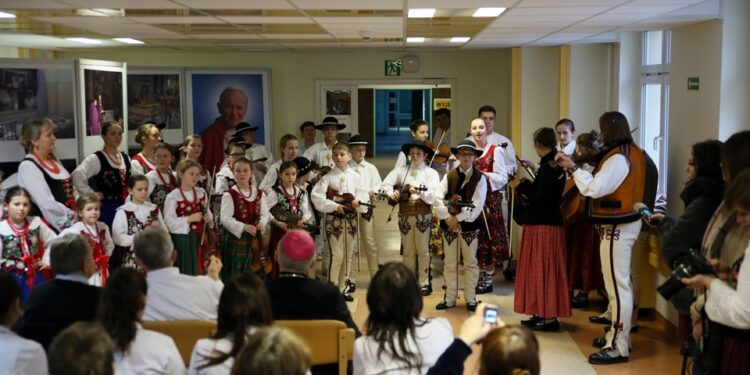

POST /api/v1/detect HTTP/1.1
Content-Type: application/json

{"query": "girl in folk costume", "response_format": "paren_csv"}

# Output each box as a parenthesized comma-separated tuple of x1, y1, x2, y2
(380, 140, 441, 297)
(509, 127, 570, 332)
(180, 135, 212, 191)
(111, 175, 164, 270)
(72, 121, 131, 228)
(58, 193, 114, 286)
(146, 143, 177, 212)
(214, 138, 248, 195)
(164, 160, 213, 276)
(469, 118, 509, 294)
(0, 187, 56, 300)
(259, 134, 300, 194)
(267, 161, 312, 276)
(220, 157, 270, 279)
(17, 118, 76, 233)
(130, 122, 162, 175)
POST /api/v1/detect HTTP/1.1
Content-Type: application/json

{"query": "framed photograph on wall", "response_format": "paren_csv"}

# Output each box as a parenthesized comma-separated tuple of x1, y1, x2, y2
(0, 59, 78, 170)
(185, 69, 272, 149)
(127, 68, 185, 151)
(76, 59, 127, 158)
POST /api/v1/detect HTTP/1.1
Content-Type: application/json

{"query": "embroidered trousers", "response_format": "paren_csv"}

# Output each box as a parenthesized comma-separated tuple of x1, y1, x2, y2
(356, 211, 379, 277)
(443, 228, 479, 305)
(325, 212, 358, 289)
(398, 213, 432, 287)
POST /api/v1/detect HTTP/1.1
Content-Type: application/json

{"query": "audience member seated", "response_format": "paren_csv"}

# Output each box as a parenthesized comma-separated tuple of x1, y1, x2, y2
(99, 268, 185, 374)
(266, 230, 360, 375)
(189, 273, 273, 375)
(230, 327, 311, 375)
(133, 226, 223, 321)
(353, 262, 453, 375)
(48, 322, 115, 375)
(15, 234, 101, 349)
(0, 271, 48, 375)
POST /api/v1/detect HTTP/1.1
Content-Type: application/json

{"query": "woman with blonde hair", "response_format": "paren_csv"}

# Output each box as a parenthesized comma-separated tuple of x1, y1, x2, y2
(130, 121, 162, 175)
(230, 327, 311, 375)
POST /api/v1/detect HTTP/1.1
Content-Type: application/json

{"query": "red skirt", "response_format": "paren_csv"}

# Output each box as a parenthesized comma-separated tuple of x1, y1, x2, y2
(514, 225, 571, 318)
(565, 219, 604, 292)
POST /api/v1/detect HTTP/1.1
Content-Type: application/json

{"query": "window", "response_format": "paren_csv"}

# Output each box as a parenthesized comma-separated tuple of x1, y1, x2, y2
(640, 30, 671, 195)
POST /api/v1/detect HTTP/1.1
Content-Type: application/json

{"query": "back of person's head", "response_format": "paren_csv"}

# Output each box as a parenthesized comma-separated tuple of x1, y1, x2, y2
(692, 140, 723, 179)
(576, 130, 602, 152)
(409, 119, 428, 132)
(277, 230, 315, 273)
(725, 169, 750, 212)
(231, 327, 311, 375)
(365, 262, 424, 372)
(0, 271, 21, 326)
(48, 322, 115, 375)
(98, 268, 147, 353)
(478, 105, 496, 116)
(133, 225, 173, 270)
(721, 130, 750, 182)
(480, 326, 540, 375)
(202, 273, 273, 369)
(532, 127, 557, 150)
(598, 111, 633, 147)
(50, 234, 91, 275)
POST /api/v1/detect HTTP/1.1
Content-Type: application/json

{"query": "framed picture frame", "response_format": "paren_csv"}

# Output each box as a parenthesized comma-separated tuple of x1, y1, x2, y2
(127, 68, 186, 152)
(76, 59, 128, 158)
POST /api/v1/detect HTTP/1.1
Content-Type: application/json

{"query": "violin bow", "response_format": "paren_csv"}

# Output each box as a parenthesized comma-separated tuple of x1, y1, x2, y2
(428, 129, 448, 167)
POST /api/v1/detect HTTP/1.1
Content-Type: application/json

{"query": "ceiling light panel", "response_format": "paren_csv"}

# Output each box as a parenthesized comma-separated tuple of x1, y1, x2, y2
(408, 9, 436, 18)
(291, 0, 402, 10)
(473, 8, 506, 17)
(406, 37, 425, 42)
(113, 37, 144, 44)
(176, 0, 295, 9)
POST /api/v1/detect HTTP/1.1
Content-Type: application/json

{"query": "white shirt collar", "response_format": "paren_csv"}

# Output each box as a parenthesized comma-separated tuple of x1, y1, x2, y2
(56, 273, 91, 284)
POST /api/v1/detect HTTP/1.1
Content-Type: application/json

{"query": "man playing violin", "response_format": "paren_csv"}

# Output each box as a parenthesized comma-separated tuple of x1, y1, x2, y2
(311, 143, 368, 301)
(380, 140, 441, 296)
(434, 140, 488, 312)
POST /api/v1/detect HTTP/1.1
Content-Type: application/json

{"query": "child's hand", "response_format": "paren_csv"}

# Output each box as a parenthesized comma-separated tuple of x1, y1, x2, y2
(207, 255, 222, 281)
(244, 224, 258, 236)
(390, 191, 400, 201)
(335, 205, 345, 214)
(276, 221, 289, 232)
(187, 212, 203, 222)
(351, 199, 360, 209)
(296, 219, 305, 229)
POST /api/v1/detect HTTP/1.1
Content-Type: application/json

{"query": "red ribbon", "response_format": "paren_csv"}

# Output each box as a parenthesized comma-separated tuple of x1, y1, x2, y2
(20, 254, 37, 291)
(95, 254, 110, 284)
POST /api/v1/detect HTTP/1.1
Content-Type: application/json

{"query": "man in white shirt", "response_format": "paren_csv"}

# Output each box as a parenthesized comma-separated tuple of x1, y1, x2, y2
(0, 271, 48, 375)
(134, 225, 223, 321)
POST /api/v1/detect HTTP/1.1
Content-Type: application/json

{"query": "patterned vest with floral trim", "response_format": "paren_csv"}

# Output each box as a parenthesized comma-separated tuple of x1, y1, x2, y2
(272, 185, 301, 218)
(473, 144, 496, 173)
(0, 226, 44, 272)
(150, 172, 176, 209)
(124, 208, 160, 235)
(93, 151, 131, 203)
(229, 188, 262, 225)
(175, 192, 206, 233)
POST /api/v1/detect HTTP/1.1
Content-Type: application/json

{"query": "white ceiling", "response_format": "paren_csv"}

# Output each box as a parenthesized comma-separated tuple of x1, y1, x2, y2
(0, 0, 721, 51)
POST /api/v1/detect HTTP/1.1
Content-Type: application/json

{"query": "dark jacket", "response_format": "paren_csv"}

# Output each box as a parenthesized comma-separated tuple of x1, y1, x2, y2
(515, 150, 566, 226)
(14, 278, 101, 349)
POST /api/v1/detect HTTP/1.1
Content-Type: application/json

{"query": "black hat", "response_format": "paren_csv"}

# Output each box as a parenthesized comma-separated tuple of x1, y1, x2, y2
(293, 156, 314, 177)
(450, 140, 482, 157)
(227, 135, 250, 150)
(348, 134, 368, 146)
(315, 116, 345, 130)
(401, 140, 434, 157)
(234, 122, 259, 135)
(141, 119, 167, 130)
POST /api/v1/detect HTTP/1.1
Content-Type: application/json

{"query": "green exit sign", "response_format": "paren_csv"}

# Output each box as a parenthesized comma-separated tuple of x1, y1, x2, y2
(688, 77, 699, 90)
(385, 59, 401, 76)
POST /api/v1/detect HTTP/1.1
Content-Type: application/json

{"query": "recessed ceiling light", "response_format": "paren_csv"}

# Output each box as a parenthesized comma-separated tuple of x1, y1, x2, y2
(406, 37, 425, 43)
(473, 7, 507, 17)
(0, 11, 16, 18)
(114, 38, 144, 44)
(450, 37, 470, 43)
(408, 9, 436, 18)
(66, 37, 102, 44)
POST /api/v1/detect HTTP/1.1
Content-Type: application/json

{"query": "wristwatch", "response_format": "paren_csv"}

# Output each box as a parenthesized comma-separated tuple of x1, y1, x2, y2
(567, 165, 579, 174)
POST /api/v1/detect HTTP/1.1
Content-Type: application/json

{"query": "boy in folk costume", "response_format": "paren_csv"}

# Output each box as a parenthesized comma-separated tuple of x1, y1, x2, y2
(347, 135, 382, 277)
(220, 157, 271, 279)
(146, 143, 176, 212)
(303, 116, 343, 169)
(434, 140, 487, 312)
(380, 140, 441, 296)
(311, 143, 368, 300)
(234, 122, 275, 185)
(111, 175, 164, 271)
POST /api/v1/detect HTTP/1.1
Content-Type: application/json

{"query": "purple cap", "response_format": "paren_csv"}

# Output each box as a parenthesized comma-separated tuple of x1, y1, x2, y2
(279, 230, 315, 261)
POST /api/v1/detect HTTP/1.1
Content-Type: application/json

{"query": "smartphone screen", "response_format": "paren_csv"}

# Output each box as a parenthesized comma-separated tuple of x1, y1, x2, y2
(484, 307, 498, 324)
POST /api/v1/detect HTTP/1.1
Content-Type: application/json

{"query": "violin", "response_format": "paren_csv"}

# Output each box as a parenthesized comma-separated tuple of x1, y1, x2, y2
(378, 184, 428, 206)
(425, 141, 452, 165)
(269, 205, 320, 233)
(307, 166, 333, 186)
(442, 194, 476, 216)
(326, 187, 376, 212)
(250, 225, 272, 277)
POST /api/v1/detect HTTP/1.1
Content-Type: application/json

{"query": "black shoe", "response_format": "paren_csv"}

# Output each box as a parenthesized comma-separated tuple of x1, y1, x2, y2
(521, 316, 542, 327)
(588, 316, 612, 325)
(604, 325, 639, 333)
(466, 301, 479, 312)
(419, 285, 432, 296)
(588, 349, 629, 365)
(475, 283, 493, 294)
(570, 293, 590, 308)
(342, 282, 356, 294)
(592, 337, 607, 348)
(503, 262, 516, 281)
(435, 301, 455, 310)
(530, 319, 560, 332)
(342, 293, 354, 302)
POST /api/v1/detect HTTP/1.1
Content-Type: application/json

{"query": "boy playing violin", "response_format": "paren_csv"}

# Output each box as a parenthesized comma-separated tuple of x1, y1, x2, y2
(311, 143, 368, 301)
(434, 140, 487, 312)
(348, 135, 382, 278)
(380, 140, 440, 296)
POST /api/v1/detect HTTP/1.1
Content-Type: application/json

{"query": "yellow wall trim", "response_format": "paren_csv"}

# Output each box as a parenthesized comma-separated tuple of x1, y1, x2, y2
(558, 45, 570, 119)
(511, 47, 522, 154)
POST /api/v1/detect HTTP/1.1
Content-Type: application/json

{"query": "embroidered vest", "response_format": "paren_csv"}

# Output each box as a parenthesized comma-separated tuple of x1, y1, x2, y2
(132, 154, 153, 173)
(175, 192, 206, 233)
(0, 225, 44, 274)
(150, 172, 176, 209)
(586, 143, 646, 224)
(124, 208, 160, 235)
(272, 185, 302, 217)
(24, 157, 76, 215)
(229, 188, 262, 225)
(93, 151, 131, 203)
(443, 168, 483, 231)
(473, 144, 496, 173)
(79, 225, 110, 282)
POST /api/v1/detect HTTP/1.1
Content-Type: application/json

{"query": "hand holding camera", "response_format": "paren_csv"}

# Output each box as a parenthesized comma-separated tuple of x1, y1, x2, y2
(458, 303, 503, 346)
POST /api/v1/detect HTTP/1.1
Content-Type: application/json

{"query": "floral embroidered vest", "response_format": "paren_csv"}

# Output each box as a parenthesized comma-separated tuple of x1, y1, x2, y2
(175, 191, 206, 233)
(150, 172, 176, 210)
(93, 151, 131, 203)
(272, 185, 302, 217)
(0, 225, 44, 274)
(124, 208, 160, 235)
(229, 188, 262, 225)
(473, 144, 496, 173)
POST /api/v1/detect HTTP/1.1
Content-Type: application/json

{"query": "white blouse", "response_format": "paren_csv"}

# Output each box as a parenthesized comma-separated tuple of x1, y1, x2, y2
(17, 155, 74, 232)
(187, 328, 257, 375)
(571, 154, 629, 199)
(379, 163, 440, 205)
(213, 165, 236, 196)
(163, 188, 211, 235)
(111, 201, 165, 248)
(58, 221, 115, 286)
(220, 186, 270, 239)
(258, 160, 281, 194)
(265, 185, 313, 224)
(130, 153, 156, 176)
(311, 166, 368, 214)
(477, 143, 509, 192)
(303, 142, 334, 168)
(72, 151, 129, 196)
(706, 241, 750, 329)
(114, 324, 185, 375)
(0, 326, 48, 375)
(147, 169, 177, 196)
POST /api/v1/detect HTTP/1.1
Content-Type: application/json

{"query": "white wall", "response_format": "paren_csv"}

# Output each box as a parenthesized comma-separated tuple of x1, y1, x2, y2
(718, 0, 750, 139)
(519, 46, 559, 160)
(617, 32, 643, 132)
(570, 43, 616, 135)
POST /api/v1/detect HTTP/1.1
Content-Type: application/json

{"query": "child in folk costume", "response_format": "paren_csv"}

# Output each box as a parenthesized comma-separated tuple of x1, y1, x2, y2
(58, 193, 114, 286)
(509, 127, 570, 332)
(259, 134, 300, 194)
(434, 140, 488, 312)
(303, 117, 343, 169)
(214, 138, 248, 196)
(146, 143, 176, 212)
(180, 135, 212, 191)
(0, 187, 55, 300)
(266, 161, 312, 277)
(220, 157, 270, 279)
(311, 143, 368, 300)
(130, 122, 162, 175)
(111, 175, 164, 270)
(234, 122, 275, 184)
(347, 135, 382, 277)
(380, 140, 441, 296)
(164, 160, 213, 276)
